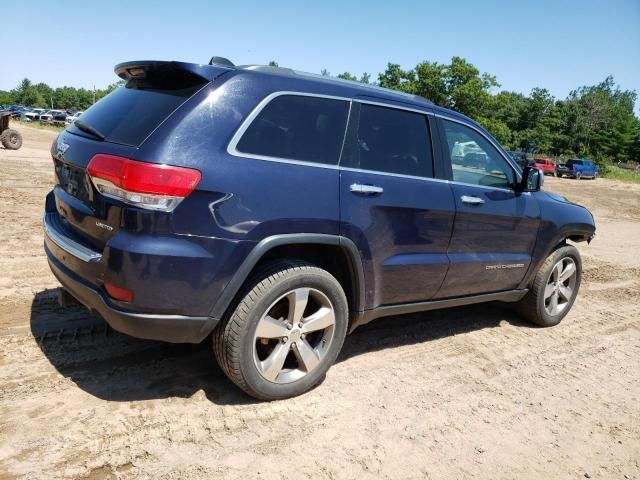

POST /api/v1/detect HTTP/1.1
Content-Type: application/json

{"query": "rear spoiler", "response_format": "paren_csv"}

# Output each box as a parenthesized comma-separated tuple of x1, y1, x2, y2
(114, 60, 233, 82)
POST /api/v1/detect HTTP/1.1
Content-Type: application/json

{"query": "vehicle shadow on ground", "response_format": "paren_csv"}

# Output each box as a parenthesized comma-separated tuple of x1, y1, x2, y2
(31, 288, 532, 406)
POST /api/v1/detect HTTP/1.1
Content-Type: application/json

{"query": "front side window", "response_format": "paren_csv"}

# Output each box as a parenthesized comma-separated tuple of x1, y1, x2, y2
(341, 103, 433, 177)
(441, 119, 515, 189)
(235, 94, 350, 165)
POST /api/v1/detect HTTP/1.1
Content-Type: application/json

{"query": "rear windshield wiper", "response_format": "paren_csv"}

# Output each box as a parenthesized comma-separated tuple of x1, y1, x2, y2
(73, 120, 105, 141)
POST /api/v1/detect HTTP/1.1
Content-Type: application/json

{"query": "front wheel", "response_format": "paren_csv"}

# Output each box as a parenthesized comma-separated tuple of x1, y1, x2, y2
(517, 245, 582, 327)
(213, 260, 348, 400)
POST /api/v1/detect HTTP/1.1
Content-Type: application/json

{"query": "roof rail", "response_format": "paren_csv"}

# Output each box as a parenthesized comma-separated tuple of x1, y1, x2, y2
(210, 59, 433, 105)
(237, 65, 296, 75)
(294, 70, 432, 105)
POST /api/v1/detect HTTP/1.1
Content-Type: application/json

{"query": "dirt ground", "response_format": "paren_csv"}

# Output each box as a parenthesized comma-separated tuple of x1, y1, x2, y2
(0, 125, 638, 479)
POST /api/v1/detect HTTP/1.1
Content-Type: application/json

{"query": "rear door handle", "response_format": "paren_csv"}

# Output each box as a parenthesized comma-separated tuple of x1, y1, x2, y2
(350, 183, 383, 196)
(461, 195, 485, 205)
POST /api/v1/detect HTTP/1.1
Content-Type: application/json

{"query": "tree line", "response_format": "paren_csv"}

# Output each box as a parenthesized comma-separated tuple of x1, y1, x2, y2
(3, 56, 639, 165)
(328, 57, 639, 166)
(0, 78, 122, 111)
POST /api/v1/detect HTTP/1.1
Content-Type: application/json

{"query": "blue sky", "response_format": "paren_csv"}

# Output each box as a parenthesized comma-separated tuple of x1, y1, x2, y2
(2, 0, 639, 109)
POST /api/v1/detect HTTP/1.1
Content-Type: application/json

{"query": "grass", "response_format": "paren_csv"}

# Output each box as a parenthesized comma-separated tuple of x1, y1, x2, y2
(601, 165, 640, 184)
(12, 118, 65, 133)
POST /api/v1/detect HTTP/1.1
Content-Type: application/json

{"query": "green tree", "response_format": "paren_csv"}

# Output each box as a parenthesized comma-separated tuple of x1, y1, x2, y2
(337, 72, 358, 81)
(378, 63, 416, 93)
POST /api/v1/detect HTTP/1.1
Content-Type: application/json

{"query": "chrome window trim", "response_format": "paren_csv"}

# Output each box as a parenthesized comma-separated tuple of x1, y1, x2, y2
(434, 113, 522, 182)
(43, 214, 102, 263)
(340, 166, 444, 183)
(227, 91, 351, 168)
(340, 166, 523, 193)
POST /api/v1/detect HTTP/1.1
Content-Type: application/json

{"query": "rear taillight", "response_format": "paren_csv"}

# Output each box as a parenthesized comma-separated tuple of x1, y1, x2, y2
(87, 154, 201, 212)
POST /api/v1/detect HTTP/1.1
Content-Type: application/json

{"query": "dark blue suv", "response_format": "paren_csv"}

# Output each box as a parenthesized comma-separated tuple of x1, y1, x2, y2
(44, 58, 596, 400)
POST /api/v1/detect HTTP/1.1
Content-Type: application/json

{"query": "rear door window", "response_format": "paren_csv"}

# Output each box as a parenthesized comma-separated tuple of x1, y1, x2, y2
(340, 103, 433, 177)
(235, 94, 350, 165)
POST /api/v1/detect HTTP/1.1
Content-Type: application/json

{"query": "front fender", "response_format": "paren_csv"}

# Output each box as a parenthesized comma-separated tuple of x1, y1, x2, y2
(518, 192, 595, 288)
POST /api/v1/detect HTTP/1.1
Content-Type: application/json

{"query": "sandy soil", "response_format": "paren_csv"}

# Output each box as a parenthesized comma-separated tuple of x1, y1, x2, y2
(0, 125, 638, 479)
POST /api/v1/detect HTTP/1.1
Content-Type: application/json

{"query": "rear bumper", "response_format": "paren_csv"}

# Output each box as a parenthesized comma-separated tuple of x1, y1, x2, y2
(44, 213, 219, 343)
(46, 251, 218, 343)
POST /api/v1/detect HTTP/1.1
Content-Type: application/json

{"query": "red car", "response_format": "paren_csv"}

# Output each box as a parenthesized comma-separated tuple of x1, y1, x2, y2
(534, 157, 555, 175)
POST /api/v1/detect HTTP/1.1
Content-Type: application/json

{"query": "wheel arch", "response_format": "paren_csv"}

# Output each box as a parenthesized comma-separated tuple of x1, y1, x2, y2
(519, 225, 593, 290)
(209, 234, 366, 323)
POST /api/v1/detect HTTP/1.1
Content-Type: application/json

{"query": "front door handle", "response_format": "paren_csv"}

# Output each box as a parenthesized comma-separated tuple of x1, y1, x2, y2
(350, 183, 384, 196)
(461, 195, 485, 205)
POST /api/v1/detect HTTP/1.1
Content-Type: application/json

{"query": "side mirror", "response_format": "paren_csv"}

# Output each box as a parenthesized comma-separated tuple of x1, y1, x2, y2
(519, 166, 543, 192)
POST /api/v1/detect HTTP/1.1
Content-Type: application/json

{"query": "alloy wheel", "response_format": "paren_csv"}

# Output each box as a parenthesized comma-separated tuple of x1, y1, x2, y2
(253, 288, 336, 384)
(544, 257, 577, 316)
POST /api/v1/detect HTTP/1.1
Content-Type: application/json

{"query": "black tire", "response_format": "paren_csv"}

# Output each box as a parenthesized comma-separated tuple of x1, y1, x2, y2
(213, 260, 348, 400)
(1, 129, 22, 150)
(517, 245, 582, 327)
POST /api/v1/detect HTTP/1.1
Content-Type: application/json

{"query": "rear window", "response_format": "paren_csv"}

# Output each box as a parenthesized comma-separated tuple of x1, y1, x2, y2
(567, 160, 582, 166)
(67, 73, 206, 147)
(235, 94, 350, 165)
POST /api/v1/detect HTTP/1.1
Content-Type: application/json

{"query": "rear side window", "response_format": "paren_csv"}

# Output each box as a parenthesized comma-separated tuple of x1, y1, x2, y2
(67, 72, 206, 147)
(235, 95, 350, 165)
(341, 103, 433, 177)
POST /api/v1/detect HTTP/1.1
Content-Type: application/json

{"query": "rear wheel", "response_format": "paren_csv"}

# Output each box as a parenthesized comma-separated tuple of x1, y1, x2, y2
(1, 129, 22, 150)
(517, 245, 582, 327)
(213, 260, 348, 400)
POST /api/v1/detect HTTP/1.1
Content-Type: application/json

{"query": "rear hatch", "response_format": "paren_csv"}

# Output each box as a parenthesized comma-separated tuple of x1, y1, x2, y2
(49, 61, 230, 251)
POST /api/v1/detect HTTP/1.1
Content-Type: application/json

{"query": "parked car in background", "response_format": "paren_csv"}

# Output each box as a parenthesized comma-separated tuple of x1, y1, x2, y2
(39, 110, 54, 121)
(534, 157, 555, 175)
(44, 58, 596, 400)
(40, 110, 66, 122)
(52, 111, 68, 123)
(22, 108, 46, 122)
(507, 151, 534, 170)
(557, 158, 599, 179)
(65, 111, 84, 125)
(11, 107, 29, 118)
